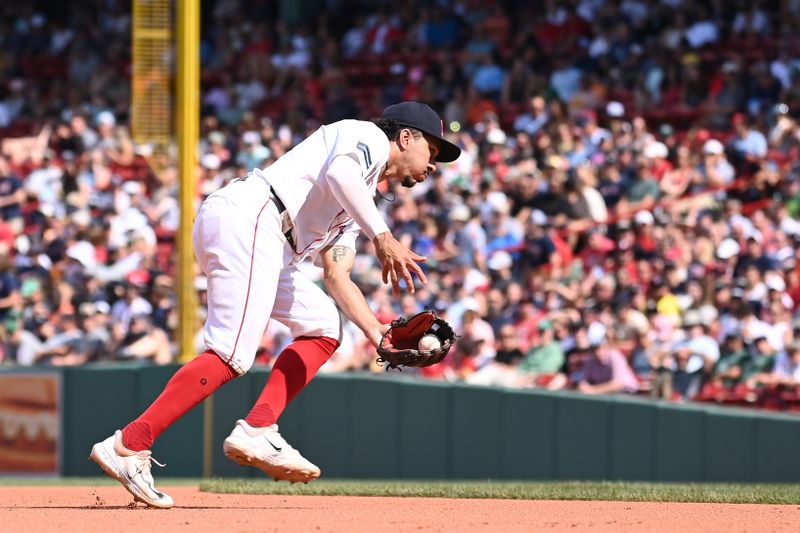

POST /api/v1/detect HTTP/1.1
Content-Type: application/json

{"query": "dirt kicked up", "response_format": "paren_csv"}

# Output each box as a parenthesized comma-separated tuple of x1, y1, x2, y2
(2, 485, 799, 533)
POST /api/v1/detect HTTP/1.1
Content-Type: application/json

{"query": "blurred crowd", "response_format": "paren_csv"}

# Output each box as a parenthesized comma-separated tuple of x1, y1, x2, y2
(3, 0, 800, 410)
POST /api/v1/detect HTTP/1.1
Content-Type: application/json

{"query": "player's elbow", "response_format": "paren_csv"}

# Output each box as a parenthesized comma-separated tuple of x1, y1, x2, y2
(322, 270, 350, 294)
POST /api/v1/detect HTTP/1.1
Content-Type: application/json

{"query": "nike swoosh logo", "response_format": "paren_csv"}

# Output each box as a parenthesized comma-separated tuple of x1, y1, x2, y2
(129, 470, 164, 499)
(264, 436, 282, 452)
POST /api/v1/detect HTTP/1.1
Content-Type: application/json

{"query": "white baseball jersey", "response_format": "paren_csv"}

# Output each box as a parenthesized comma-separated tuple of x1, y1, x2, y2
(256, 119, 390, 264)
(192, 120, 391, 374)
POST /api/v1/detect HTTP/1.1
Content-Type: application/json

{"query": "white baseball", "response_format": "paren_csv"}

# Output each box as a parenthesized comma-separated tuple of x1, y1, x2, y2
(418, 334, 441, 351)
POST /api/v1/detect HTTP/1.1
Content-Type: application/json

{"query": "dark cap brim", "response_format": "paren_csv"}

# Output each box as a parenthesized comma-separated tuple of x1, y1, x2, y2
(435, 138, 461, 162)
(394, 121, 461, 162)
(396, 122, 461, 162)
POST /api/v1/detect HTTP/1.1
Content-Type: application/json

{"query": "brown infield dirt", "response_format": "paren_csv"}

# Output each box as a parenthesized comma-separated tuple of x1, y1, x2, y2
(2, 486, 799, 533)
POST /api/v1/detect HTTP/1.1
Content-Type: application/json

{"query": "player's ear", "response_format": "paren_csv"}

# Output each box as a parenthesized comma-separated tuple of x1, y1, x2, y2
(397, 128, 412, 150)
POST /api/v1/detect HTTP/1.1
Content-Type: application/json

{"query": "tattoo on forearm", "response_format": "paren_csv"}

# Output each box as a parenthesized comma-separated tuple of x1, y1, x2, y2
(331, 246, 349, 262)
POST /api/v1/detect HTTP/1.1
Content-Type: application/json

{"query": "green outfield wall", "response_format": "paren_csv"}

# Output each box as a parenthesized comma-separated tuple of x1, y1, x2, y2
(3, 364, 799, 481)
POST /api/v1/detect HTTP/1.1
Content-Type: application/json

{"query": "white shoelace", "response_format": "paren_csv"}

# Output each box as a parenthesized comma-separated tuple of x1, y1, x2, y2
(134, 451, 166, 481)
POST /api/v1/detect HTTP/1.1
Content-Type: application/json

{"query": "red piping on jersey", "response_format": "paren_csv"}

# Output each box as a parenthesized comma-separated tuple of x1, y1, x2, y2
(289, 209, 352, 255)
(229, 198, 272, 365)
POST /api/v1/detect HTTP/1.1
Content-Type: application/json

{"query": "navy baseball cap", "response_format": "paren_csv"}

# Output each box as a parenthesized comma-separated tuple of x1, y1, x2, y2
(381, 102, 461, 162)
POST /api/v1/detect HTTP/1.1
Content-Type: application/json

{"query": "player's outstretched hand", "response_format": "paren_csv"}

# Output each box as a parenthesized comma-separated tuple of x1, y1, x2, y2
(373, 232, 428, 295)
(367, 323, 392, 349)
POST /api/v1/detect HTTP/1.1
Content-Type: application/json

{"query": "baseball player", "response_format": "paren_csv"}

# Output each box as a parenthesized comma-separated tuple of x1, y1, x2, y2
(89, 102, 461, 508)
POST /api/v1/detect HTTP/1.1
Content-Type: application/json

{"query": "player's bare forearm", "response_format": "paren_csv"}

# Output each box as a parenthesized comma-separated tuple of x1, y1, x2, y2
(321, 245, 386, 347)
(326, 275, 385, 347)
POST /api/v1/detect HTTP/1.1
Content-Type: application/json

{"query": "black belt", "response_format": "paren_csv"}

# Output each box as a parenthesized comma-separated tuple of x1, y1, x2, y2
(270, 186, 287, 213)
(270, 186, 295, 248)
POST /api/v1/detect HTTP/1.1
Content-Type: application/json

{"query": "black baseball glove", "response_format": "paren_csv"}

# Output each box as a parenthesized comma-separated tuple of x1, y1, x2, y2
(376, 310, 456, 370)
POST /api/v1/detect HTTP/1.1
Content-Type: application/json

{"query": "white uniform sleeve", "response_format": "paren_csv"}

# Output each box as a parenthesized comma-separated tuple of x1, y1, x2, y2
(329, 225, 359, 252)
(326, 154, 390, 240)
(312, 225, 359, 268)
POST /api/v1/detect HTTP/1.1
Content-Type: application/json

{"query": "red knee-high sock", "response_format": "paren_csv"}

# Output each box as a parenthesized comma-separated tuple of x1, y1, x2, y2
(121, 351, 238, 451)
(245, 336, 339, 427)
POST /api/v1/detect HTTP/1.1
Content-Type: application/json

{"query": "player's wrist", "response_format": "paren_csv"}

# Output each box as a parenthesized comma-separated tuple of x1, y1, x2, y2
(372, 231, 391, 244)
(366, 324, 386, 348)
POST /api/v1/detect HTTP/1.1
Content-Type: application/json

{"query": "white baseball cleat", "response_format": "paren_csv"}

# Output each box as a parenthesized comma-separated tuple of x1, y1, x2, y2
(223, 419, 321, 483)
(89, 430, 174, 509)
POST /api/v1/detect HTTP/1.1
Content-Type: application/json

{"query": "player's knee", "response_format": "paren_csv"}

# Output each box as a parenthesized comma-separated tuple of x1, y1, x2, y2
(205, 345, 250, 375)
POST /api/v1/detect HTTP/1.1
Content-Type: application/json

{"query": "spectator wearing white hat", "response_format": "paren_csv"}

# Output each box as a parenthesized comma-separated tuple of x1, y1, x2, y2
(445, 204, 487, 272)
(642, 140, 673, 181)
(714, 237, 741, 281)
(672, 309, 720, 398)
(487, 250, 513, 282)
(606, 101, 625, 120)
(483, 192, 523, 261)
(199, 153, 225, 200)
(205, 130, 231, 165)
(235, 131, 271, 171)
(94, 110, 117, 150)
(698, 138, 734, 190)
(201, 153, 221, 172)
(633, 210, 654, 227)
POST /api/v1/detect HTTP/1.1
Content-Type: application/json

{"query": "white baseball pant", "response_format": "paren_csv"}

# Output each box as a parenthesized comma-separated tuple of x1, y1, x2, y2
(192, 177, 342, 374)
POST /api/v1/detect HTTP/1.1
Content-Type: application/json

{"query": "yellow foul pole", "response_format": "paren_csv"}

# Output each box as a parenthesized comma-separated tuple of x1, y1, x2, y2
(177, 0, 211, 477)
(177, 0, 198, 364)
